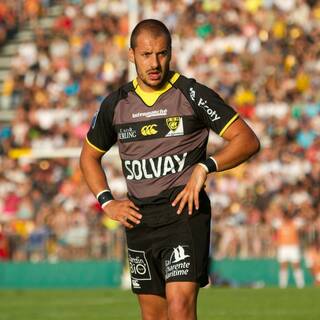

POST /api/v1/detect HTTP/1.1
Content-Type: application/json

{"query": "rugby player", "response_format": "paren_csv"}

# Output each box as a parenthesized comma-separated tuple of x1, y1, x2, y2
(80, 19, 260, 320)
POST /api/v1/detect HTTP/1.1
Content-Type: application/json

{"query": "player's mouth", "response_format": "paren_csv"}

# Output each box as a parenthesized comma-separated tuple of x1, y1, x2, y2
(148, 70, 161, 81)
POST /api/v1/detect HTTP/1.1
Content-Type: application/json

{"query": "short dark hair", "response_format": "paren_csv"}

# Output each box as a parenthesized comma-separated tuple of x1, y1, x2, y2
(130, 19, 172, 49)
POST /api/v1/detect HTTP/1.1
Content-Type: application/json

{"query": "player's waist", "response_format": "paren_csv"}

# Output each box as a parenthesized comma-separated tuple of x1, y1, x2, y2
(128, 186, 210, 227)
(128, 185, 184, 206)
(128, 186, 209, 211)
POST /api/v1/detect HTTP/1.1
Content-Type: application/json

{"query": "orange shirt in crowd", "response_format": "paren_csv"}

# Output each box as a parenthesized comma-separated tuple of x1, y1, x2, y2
(25, 0, 40, 17)
(273, 218, 303, 246)
(0, 3, 8, 19)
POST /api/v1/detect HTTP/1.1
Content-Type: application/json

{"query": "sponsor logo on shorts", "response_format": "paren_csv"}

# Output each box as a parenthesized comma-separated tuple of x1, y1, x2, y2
(141, 124, 158, 136)
(128, 249, 151, 281)
(132, 109, 168, 119)
(165, 117, 184, 137)
(165, 245, 191, 280)
(132, 279, 141, 289)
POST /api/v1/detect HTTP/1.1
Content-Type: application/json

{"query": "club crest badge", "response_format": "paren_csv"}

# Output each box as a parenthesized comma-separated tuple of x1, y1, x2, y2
(165, 117, 184, 137)
(166, 117, 180, 131)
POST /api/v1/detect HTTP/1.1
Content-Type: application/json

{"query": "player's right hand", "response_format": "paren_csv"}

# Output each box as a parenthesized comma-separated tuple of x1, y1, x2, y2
(103, 200, 142, 229)
(172, 164, 208, 215)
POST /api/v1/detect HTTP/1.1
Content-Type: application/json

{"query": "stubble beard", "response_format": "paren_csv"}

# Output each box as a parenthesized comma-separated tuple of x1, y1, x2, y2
(141, 68, 170, 90)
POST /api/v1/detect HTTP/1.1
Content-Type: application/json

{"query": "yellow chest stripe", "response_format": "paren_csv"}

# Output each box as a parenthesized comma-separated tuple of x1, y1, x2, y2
(133, 72, 180, 107)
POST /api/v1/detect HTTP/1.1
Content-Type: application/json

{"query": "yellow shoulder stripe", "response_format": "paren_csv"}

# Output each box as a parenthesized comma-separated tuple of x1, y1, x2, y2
(85, 136, 106, 153)
(219, 114, 239, 137)
(169, 72, 180, 84)
(133, 72, 180, 107)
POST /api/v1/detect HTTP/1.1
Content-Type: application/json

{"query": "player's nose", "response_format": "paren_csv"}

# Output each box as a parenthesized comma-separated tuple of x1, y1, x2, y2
(150, 53, 160, 69)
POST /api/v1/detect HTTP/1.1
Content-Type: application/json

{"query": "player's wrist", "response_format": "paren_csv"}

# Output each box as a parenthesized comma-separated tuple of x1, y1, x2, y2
(96, 189, 114, 208)
(197, 163, 209, 173)
(199, 157, 218, 173)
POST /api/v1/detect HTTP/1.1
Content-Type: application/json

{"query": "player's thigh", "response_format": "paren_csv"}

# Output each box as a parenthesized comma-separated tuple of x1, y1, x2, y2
(138, 294, 168, 320)
(166, 281, 199, 309)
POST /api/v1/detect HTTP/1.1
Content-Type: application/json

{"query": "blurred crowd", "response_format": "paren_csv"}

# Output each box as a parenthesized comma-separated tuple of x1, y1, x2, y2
(0, 0, 51, 47)
(0, 0, 319, 270)
(0, 1, 19, 46)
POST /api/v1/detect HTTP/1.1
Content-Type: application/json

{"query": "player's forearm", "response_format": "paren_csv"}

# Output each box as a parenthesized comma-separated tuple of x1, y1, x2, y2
(79, 150, 110, 196)
(212, 131, 260, 171)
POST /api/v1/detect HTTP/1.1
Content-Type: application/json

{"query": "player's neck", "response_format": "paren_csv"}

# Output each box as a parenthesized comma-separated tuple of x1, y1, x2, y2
(136, 71, 173, 93)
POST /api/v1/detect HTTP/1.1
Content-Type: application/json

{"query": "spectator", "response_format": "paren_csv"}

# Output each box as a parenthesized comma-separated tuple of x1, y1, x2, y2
(272, 208, 305, 288)
(305, 240, 320, 286)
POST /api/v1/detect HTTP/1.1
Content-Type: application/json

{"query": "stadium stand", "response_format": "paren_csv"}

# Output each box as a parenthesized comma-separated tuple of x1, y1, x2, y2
(0, 1, 319, 269)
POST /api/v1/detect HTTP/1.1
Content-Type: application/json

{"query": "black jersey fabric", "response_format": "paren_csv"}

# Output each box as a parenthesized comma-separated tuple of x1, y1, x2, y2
(86, 71, 238, 204)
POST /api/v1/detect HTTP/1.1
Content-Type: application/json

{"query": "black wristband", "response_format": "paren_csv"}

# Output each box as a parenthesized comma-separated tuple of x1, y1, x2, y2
(97, 190, 114, 206)
(200, 157, 218, 173)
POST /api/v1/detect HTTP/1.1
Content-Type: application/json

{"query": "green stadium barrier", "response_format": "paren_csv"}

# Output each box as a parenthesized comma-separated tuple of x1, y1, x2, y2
(0, 259, 314, 288)
(0, 260, 122, 289)
(211, 258, 314, 287)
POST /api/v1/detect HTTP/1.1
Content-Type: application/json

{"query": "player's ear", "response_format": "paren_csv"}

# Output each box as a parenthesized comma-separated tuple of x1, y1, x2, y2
(128, 48, 135, 64)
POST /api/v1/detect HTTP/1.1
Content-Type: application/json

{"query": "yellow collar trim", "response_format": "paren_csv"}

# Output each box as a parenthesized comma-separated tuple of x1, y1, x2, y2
(133, 72, 180, 107)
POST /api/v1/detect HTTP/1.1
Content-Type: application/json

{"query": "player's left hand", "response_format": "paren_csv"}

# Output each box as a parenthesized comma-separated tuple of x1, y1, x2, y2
(172, 164, 208, 215)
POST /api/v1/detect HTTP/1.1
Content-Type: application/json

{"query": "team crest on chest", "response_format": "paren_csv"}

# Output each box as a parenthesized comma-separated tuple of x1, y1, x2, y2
(166, 117, 180, 131)
(165, 117, 184, 137)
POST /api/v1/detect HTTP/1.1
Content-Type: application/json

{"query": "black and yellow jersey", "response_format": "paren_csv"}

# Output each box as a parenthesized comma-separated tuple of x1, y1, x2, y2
(86, 71, 239, 205)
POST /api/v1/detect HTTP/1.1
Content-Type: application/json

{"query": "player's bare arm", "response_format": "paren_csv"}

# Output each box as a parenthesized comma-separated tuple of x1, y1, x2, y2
(80, 141, 142, 229)
(172, 118, 260, 214)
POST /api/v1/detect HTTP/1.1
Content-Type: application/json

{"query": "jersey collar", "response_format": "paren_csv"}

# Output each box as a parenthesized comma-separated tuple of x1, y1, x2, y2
(133, 72, 180, 107)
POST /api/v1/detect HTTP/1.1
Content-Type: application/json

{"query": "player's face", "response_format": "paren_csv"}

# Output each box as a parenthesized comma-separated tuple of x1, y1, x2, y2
(129, 31, 171, 92)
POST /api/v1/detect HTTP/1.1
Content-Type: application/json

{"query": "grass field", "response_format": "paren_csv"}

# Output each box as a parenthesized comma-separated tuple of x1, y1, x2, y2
(0, 287, 319, 320)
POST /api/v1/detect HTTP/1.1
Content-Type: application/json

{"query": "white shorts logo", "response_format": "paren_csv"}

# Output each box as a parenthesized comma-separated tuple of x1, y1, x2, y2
(165, 245, 191, 280)
(128, 249, 151, 281)
(132, 279, 141, 289)
(171, 245, 190, 263)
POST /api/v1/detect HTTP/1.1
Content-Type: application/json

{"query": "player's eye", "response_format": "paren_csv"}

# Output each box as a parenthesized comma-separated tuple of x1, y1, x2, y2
(158, 50, 168, 56)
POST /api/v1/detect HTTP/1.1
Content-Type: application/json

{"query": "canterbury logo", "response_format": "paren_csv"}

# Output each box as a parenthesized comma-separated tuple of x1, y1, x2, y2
(141, 124, 158, 136)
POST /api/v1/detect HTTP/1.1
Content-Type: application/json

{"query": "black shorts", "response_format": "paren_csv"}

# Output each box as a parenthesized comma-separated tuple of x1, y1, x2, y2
(125, 190, 211, 296)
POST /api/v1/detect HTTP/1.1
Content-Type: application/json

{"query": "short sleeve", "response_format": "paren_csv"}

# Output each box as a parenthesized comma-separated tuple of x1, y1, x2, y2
(189, 81, 239, 136)
(86, 98, 117, 153)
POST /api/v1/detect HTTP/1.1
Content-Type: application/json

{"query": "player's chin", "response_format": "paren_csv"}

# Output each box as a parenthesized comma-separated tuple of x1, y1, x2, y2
(146, 77, 165, 89)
